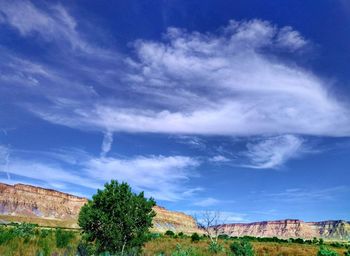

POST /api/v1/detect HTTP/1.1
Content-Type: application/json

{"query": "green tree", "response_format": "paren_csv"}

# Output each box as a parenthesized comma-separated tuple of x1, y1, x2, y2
(230, 240, 255, 256)
(78, 180, 156, 255)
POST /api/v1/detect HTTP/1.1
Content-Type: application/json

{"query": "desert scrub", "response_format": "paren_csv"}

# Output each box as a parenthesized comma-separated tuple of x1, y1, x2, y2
(55, 228, 75, 248)
(230, 240, 255, 256)
(317, 246, 339, 256)
(171, 244, 199, 256)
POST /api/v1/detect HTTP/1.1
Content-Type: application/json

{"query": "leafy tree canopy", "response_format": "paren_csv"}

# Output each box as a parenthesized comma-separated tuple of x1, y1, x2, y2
(78, 180, 156, 255)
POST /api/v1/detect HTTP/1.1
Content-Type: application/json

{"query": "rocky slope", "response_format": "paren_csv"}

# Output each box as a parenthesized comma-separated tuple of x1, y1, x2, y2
(1, 182, 348, 239)
(0, 182, 200, 233)
(217, 219, 350, 240)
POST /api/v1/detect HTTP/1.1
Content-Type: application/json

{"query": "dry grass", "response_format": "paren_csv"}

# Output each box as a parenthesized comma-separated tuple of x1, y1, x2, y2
(0, 230, 347, 255)
(0, 214, 78, 229)
(144, 237, 347, 256)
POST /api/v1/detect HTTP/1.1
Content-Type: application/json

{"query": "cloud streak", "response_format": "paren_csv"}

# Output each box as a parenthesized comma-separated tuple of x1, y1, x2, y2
(13, 17, 348, 137)
(0, 145, 200, 202)
(242, 135, 304, 169)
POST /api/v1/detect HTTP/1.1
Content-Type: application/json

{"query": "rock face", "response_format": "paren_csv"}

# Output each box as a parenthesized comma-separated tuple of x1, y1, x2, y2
(217, 219, 350, 240)
(1, 182, 348, 239)
(152, 206, 201, 234)
(0, 182, 200, 233)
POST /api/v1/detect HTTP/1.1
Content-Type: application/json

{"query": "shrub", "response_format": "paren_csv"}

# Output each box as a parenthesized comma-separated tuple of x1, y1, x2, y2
(78, 180, 156, 254)
(191, 233, 200, 242)
(13, 222, 37, 242)
(0, 227, 15, 245)
(39, 229, 51, 238)
(165, 230, 175, 237)
(171, 244, 197, 256)
(230, 240, 255, 256)
(344, 248, 350, 256)
(55, 228, 75, 248)
(218, 234, 229, 240)
(178, 232, 184, 238)
(330, 242, 344, 248)
(317, 246, 338, 256)
(208, 241, 224, 254)
(12, 223, 37, 238)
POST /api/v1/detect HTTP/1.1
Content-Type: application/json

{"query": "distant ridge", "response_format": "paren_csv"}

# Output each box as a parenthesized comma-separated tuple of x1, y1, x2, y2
(0, 182, 201, 234)
(216, 219, 350, 240)
(0, 182, 349, 239)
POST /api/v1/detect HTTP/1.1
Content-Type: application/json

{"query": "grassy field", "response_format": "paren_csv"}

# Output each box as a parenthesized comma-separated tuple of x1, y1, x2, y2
(144, 237, 348, 256)
(0, 224, 348, 256)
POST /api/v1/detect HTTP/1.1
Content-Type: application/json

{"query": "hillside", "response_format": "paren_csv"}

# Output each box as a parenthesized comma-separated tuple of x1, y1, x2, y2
(0, 182, 201, 234)
(217, 220, 350, 240)
(0, 182, 349, 240)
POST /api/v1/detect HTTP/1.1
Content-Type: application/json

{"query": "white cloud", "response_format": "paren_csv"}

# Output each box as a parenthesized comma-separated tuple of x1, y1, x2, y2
(100, 131, 113, 157)
(0, 147, 200, 202)
(23, 19, 350, 137)
(0, 1, 86, 51)
(0, 144, 10, 180)
(85, 155, 199, 201)
(276, 26, 307, 51)
(4, 159, 100, 189)
(194, 197, 220, 207)
(242, 135, 303, 169)
(262, 186, 349, 203)
(209, 155, 230, 163)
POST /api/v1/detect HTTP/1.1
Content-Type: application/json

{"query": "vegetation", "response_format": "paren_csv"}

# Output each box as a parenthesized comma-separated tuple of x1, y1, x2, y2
(208, 240, 224, 254)
(191, 233, 201, 242)
(230, 240, 255, 256)
(0, 225, 78, 256)
(317, 246, 339, 256)
(165, 230, 176, 237)
(0, 226, 348, 256)
(55, 228, 75, 248)
(78, 180, 156, 255)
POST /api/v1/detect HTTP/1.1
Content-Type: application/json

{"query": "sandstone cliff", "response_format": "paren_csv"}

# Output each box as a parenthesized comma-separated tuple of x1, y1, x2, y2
(0, 182, 200, 233)
(217, 219, 350, 240)
(1, 182, 348, 239)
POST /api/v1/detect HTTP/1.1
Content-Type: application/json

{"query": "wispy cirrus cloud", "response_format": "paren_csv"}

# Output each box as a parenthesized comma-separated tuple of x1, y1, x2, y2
(18, 18, 349, 138)
(0, 144, 200, 202)
(1, 1, 350, 171)
(100, 131, 114, 157)
(262, 186, 349, 203)
(241, 134, 304, 169)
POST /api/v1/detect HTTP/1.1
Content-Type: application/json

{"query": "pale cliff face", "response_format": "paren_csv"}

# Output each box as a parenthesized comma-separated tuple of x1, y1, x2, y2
(216, 219, 350, 240)
(1, 182, 349, 239)
(0, 183, 87, 220)
(0, 182, 201, 233)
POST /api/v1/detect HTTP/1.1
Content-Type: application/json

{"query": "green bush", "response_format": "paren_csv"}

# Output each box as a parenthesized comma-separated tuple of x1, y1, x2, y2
(208, 241, 224, 254)
(218, 234, 229, 240)
(12, 223, 37, 238)
(317, 246, 338, 256)
(55, 228, 75, 248)
(0, 227, 15, 245)
(165, 230, 175, 237)
(344, 248, 350, 256)
(39, 229, 51, 238)
(191, 233, 200, 242)
(230, 240, 255, 256)
(178, 232, 184, 238)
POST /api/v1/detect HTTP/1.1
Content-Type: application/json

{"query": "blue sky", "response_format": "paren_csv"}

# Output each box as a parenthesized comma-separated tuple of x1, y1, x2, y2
(0, 0, 349, 222)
